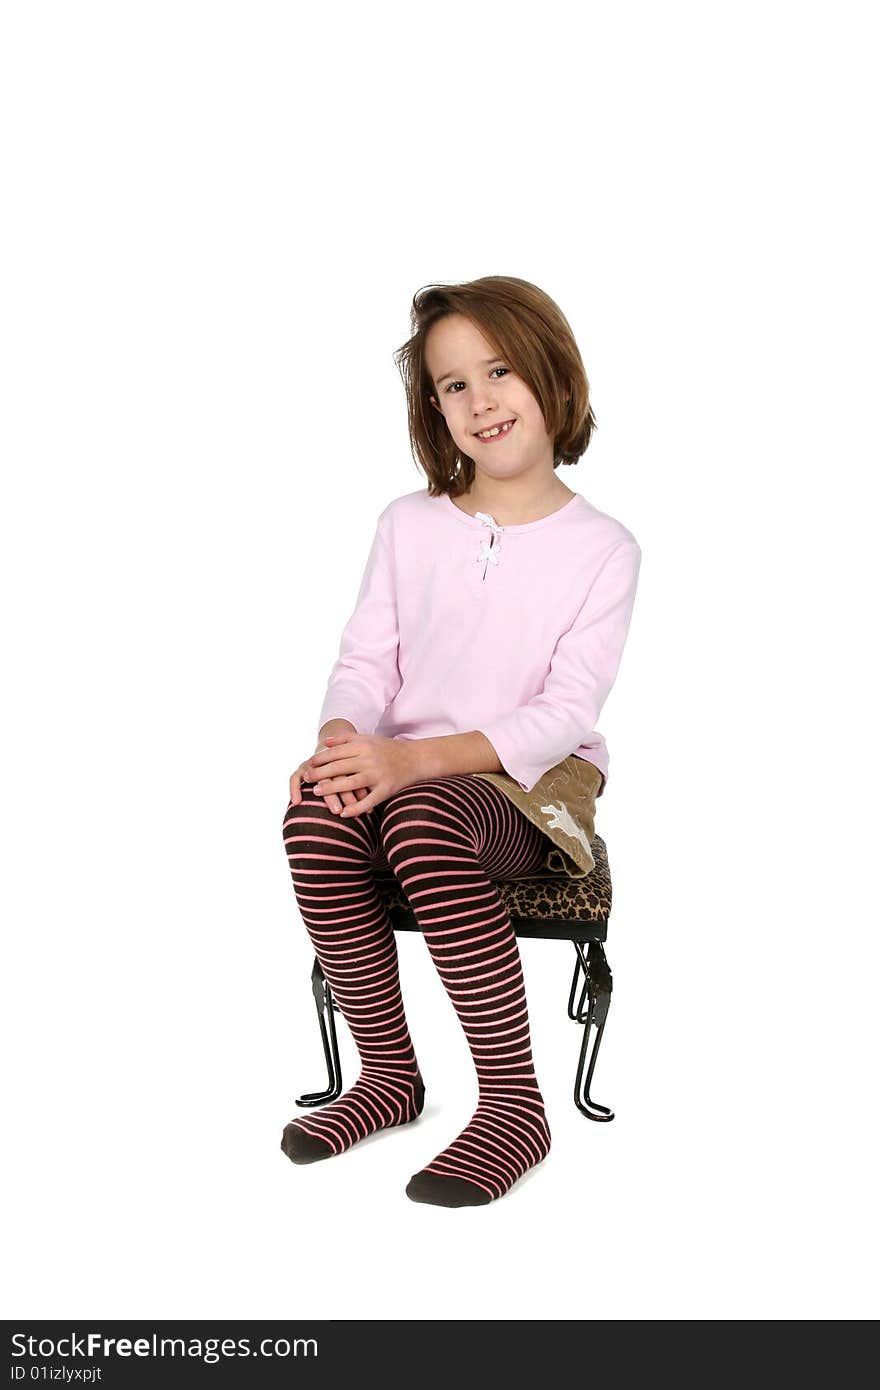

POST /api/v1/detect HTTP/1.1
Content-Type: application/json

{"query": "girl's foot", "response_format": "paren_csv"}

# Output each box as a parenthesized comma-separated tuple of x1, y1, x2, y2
(405, 1091, 551, 1206)
(281, 1068, 425, 1163)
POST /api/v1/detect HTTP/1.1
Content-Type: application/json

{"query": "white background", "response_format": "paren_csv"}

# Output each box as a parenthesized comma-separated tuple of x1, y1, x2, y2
(2, 0, 877, 1321)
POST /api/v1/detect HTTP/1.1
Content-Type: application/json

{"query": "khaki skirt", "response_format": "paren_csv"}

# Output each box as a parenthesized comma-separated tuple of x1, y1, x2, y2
(471, 754, 605, 879)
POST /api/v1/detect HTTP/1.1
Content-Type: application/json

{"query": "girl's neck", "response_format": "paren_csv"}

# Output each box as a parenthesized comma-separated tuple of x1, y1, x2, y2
(452, 480, 576, 527)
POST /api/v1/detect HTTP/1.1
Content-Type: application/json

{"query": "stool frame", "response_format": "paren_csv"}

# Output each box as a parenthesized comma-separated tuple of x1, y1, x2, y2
(294, 887, 615, 1123)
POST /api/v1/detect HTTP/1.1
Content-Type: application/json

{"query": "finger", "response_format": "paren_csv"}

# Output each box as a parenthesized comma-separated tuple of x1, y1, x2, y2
(341, 793, 376, 817)
(313, 772, 353, 796)
(309, 760, 337, 783)
(293, 764, 314, 800)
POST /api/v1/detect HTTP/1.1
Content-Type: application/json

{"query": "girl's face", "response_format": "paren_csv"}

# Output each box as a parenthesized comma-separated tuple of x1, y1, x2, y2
(426, 314, 557, 483)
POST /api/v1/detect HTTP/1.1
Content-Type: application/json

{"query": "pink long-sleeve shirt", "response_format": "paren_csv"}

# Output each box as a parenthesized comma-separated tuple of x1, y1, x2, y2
(317, 487, 642, 795)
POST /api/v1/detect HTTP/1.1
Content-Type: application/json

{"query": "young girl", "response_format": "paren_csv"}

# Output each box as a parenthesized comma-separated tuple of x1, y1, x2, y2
(280, 276, 642, 1208)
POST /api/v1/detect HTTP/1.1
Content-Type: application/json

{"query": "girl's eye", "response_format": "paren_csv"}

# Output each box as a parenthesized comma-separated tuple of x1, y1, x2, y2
(445, 366, 509, 394)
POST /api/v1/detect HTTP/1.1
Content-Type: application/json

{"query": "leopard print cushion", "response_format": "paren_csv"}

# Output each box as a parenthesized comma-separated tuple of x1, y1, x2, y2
(373, 834, 612, 925)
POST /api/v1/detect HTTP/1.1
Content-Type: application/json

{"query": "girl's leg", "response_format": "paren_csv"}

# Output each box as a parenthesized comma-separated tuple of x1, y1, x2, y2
(378, 774, 551, 1208)
(279, 783, 424, 1163)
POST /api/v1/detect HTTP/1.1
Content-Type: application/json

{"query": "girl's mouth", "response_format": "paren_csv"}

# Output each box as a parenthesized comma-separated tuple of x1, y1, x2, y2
(474, 419, 516, 444)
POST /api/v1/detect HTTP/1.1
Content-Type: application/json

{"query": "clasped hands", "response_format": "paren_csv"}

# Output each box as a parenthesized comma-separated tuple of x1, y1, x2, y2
(289, 731, 422, 818)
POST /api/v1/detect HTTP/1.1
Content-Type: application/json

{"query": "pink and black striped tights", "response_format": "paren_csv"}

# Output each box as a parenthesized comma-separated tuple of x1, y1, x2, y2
(280, 774, 553, 1207)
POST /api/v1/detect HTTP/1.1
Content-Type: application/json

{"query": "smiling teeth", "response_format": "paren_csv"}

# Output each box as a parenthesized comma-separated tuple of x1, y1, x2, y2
(477, 421, 514, 439)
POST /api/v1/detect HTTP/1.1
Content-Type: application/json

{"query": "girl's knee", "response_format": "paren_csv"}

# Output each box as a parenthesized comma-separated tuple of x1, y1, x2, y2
(377, 788, 428, 838)
(379, 784, 474, 857)
(281, 790, 331, 839)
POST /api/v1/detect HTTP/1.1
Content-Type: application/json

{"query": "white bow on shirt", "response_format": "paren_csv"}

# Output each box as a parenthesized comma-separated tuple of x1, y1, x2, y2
(474, 511, 503, 567)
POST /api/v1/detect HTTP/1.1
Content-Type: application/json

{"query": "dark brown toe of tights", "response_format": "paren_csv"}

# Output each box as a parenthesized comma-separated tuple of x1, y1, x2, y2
(280, 1125, 335, 1165)
(405, 1171, 492, 1207)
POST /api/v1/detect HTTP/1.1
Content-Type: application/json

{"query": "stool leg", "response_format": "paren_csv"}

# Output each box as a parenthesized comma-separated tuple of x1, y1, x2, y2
(295, 955, 344, 1107)
(568, 940, 614, 1121)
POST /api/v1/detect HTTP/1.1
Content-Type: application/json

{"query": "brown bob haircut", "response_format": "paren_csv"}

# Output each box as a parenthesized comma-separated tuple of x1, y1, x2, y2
(393, 275, 597, 499)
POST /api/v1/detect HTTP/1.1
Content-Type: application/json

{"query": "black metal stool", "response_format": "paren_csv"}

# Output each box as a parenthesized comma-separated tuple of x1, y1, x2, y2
(295, 833, 616, 1122)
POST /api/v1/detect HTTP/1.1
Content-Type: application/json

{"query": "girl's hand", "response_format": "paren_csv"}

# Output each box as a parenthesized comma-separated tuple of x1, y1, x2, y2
(289, 739, 370, 816)
(293, 731, 422, 819)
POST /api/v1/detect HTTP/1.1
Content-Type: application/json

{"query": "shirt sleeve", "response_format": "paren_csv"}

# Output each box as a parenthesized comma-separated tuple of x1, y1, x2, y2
(316, 513, 402, 738)
(477, 540, 642, 792)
